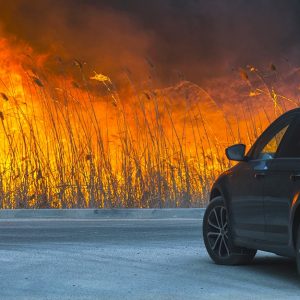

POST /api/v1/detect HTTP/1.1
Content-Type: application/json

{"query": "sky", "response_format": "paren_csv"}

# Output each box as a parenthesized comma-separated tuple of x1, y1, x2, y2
(0, 0, 300, 87)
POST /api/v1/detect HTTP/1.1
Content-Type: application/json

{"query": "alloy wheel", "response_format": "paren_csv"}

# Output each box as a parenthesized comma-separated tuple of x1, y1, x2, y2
(206, 205, 229, 257)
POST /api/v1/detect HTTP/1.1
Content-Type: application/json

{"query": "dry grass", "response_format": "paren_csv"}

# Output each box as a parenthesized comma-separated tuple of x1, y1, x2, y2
(0, 56, 296, 208)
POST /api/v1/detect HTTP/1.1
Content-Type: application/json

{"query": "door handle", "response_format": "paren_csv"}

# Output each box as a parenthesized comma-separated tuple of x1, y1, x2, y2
(254, 173, 266, 179)
(290, 174, 300, 181)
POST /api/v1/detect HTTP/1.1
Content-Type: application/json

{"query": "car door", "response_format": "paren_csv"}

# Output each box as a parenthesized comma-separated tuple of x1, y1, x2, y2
(229, 116, 293, 242)
(229, 159, 267, 241)
(264, 114, 300, 245)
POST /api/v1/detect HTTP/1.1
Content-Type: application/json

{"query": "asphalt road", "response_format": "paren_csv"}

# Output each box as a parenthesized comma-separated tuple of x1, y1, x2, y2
(0, 218, 299, 300)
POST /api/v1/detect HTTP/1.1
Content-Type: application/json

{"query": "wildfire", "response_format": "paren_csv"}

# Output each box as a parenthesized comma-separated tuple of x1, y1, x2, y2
(0, 37, 296, 208)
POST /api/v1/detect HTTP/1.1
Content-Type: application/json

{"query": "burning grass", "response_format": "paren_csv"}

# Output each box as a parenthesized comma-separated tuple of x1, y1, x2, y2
(0, 38, 297, 208)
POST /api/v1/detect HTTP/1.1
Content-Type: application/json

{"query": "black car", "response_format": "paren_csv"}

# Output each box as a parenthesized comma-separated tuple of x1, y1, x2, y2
(203, 108, 300, 273)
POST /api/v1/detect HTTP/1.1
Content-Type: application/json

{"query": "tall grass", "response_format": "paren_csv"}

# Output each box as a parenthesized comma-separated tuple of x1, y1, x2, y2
(0, 60, 295, 208)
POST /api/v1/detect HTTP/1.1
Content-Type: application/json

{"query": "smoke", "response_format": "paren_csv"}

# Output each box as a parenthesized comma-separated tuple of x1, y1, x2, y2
(1, 0, 300, 88)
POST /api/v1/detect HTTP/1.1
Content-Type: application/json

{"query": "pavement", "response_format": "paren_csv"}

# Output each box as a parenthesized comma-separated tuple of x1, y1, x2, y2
(0, 215, 299, 299)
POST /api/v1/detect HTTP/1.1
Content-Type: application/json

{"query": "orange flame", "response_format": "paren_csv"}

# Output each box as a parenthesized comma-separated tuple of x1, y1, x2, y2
(0, 37, 296, 208)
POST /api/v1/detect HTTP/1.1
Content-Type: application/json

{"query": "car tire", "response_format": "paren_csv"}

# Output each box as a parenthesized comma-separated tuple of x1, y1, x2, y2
(203, 196, 257, 265)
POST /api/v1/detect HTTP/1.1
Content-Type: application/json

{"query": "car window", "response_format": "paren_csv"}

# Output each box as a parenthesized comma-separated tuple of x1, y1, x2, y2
(257, 125, 289, 160)
(277, 118, 300, 158)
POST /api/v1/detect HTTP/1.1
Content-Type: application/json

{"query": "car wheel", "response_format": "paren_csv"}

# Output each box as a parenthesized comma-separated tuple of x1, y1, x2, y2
(203, 196, 257, 265)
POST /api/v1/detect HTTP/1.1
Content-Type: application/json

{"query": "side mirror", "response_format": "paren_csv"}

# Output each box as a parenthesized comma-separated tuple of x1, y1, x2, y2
(225, 144, 246, 161)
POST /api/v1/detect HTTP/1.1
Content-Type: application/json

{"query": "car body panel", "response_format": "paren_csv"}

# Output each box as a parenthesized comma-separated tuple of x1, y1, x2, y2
(263, 158, 296, 245)
(227, 160, 266, 241)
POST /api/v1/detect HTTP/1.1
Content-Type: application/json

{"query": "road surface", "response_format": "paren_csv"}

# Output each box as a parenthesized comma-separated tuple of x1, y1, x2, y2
(0, 218, 299, 299)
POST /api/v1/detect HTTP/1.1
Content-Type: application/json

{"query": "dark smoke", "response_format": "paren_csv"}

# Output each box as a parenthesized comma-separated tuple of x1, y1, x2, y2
(1, 0, 300, 87)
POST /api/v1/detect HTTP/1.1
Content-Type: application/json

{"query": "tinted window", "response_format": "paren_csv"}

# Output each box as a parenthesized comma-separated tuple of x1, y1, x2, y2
(258, 125, 289, 160)
(278, 118, 300, 158)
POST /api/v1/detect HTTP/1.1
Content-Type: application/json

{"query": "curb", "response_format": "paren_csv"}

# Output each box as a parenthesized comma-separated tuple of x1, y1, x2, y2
(0, 208, 205, 220)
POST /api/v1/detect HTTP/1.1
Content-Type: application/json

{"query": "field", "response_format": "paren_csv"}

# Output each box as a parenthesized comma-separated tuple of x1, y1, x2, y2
(0, 38, 297, 208)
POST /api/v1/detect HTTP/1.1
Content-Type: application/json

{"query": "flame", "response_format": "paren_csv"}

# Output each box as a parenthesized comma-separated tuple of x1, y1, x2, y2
(0, 37, 296, 208)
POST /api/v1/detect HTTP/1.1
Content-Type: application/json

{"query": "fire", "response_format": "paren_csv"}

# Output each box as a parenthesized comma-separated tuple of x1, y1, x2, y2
(0, 37, 296, 208)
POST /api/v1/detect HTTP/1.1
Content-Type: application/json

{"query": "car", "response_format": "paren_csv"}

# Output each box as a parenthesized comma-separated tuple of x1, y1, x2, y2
(203, 107, 300, 272)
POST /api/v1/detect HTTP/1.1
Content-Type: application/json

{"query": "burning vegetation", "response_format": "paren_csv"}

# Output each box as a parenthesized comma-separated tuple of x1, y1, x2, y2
(0, 36, 297, 208)
(0, 0, 300, 208)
